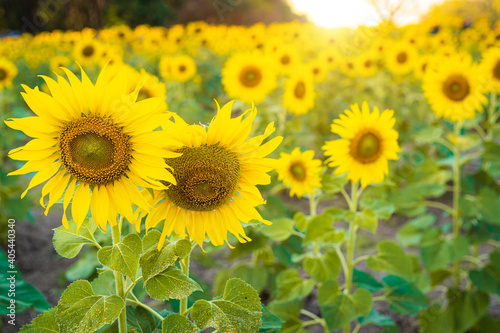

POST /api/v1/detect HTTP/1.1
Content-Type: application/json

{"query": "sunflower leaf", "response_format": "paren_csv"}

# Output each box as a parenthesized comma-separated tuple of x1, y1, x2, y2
(97, 233, 142, 280)
(191, 278, 262, 333)
(20, 307, 60, 332)
(162, 313, 199, 333)
(145, 266, 201, 300)
(367, 241, 414, 279)
(55, 280, 125, 333)
(53, 218, 98, 259)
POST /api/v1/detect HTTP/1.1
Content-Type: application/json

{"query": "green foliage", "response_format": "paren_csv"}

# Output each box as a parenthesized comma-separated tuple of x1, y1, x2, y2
(191, 278, 262, 333)
(97, 233, 143, 279)
(145, 266, 201, 301)
(420, 229, 469, 272)
(367, 241, 414, 279)
(53, 218, 98, 259)
(260, 218, 295, 241)
(56, 280, 125, 333)
(258, 306, 284, 332)
(20, 307, 59, 332)
(383, 276, 426, 315)
(303, 249, 340, 282)
(163, 313, 198, 333)
(275, 269, 315, 301)
(469, 250, 500, 295)
(127, 306, 162, 333)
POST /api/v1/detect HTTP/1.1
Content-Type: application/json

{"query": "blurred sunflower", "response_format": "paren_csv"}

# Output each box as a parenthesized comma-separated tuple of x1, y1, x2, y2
(274, 44, 301, 76)
(143, 100, 283, 248)
(385, 40, 418, 76)
(277, 147, 322, 198)
(480, 47, 500, 94)
(423, 55, 487, 122)
(283, 68, 315, 115)
(6, 66, 177, 231)
(49, 55, 71, 75)
(73, 38, 102, 67)
(354, 52, 379, 78)
(222, 52, 277, 104)
(169, 55, 197, 82)
(0, 57, 18, 91)
(322, 102, 401, 188)
(307, 58, 329, 82)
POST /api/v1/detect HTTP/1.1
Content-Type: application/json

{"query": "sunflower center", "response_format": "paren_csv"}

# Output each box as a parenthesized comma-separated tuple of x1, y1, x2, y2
(442, 75, 470, 101)
(294, 81, 306, 99)
(396, 52, 407, 63)
(82, 46, 95, 57)
(350, 131, 382, 163)
(164, 145, 241, 212)
(179, 64, 186, 73)
(289, 162, 306, 181)
(59, 115, 131, 185)
(364, 60, 372, 68)
(493, 60, 500, 80)
(0, 69, 6, 80)
(239, 66, 262, 88)
(281, 55, 290, 65)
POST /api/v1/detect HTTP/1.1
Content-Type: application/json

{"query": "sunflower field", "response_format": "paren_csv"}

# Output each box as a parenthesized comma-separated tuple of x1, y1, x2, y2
(1, 1, 500, 332)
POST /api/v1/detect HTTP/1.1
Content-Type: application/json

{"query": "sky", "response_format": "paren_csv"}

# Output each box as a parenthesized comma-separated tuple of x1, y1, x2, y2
(288, 0, 447, 28)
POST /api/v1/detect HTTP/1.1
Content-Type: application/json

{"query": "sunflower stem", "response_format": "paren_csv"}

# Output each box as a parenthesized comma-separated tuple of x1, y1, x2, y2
(487, 92, 497, 141)
(309, 193, 318, 216)
(112, 222, 127, 333)
(452, 122, 463, 288)
(180, 253, 191, 316)
(343, 181, 359, 333)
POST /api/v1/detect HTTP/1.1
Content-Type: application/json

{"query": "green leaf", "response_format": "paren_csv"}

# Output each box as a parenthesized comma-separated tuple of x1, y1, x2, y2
(397, 215, 435, 247)
(260, 218, 295, 241)
(317, 279, 339, 305)
(359, 209, 378, 233)
(353, 269, 384, 292)
(367, 241, 413, 279)
(358, 308, 395, 327)
(53, 218, 98, 259)
(276, 269, 315, 301)
(162, 313, 198, 333)
(267, 299, 303, 322)
(145, 266, 201, 300)
(419, 289, 489, 333)
(174, 239, 193, 259)
(319, 286, 372, 330)
(234, 265, 269, 292)
(97, 233, 142, 279)
(191, 278, 262, 333)
(143, 230, 163, 252)
(56, 280, 125, 333)
(414, 126, 443, 144)
(90, 271, 116, 296)
(20, 308, 59, 332)
(477, 188, 500, 226)
(127, 305, 162, 333)
(280, 319, 305, 333)
(383, 275, 426, 315)
(65, 249, 99, 280)
(303, 214, 343, 244)
(360, 199, 395, 220)
(321, 173, 347, 193)
(293, 212, 307, 232)
(470, 250, 500, 295)
(303, 250, 340, 282)
(258, 306, 284, 332)
(481, 141, 500, 164)
(420, 229, 469, 272)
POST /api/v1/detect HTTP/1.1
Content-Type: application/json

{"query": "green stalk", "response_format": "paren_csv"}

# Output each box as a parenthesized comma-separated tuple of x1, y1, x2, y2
(309, 193, 318, 217)
(487, 92, 497, 141)
(452, 122, 463, 287)
(180, 254, 191, 315)
(343, 181, 359, 333)
(112, 222, 127, 333)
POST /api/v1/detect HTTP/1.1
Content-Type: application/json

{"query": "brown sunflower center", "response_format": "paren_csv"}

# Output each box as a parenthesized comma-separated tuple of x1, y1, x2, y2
(0, 68, 6, 80)
(289, 162, 306, 181)
(364, 60, 372, 68)
(493, 60, 500, 80)
(82, 45, 95, 57)
(350, 130, 382, 164)
(163, 145, 241, 212)
(281, 55, 290, 65)
(313, 67, 320, 75)
(239, 66, 262, 88)
(442, 75, 470, 101)
(59, 115, 131, 185)
(179, 64, 186, 73)
(396, 52, 408, 63)
(294, 81, 306, 99)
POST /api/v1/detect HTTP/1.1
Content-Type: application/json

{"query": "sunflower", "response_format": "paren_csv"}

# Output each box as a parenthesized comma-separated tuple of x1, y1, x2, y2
(479, 47, 500, 94)
(6, 66, 178, 231)
(354, 51, 379, 78)
(49, 55, 71, 75)
(142, 100, 283, 249)
(306, 58, 329, 82)
(274, 44, 301, 76)
(0, 57, 18, 91)
(423, 55, 488, 122)
(322, 102, 401, 188)
(73, 38, 102, 67)
(222, 52, 277, 105)
(276, 147, 322, 198)
(283, 68, 315, 116)
(169, 55, 197, 83)
(385, 40, 418, 76)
